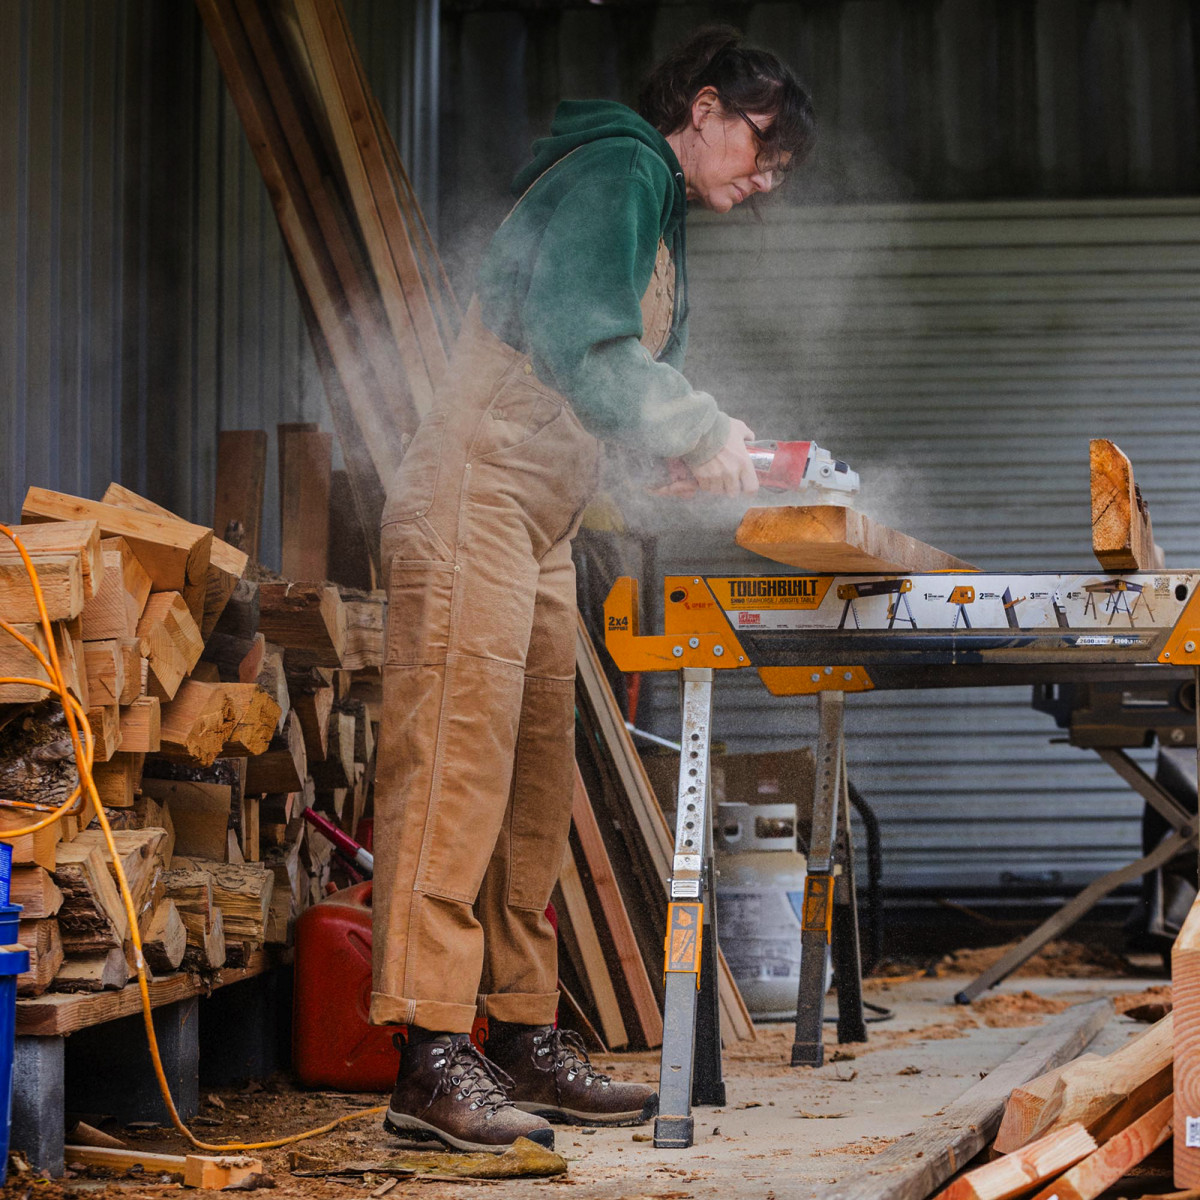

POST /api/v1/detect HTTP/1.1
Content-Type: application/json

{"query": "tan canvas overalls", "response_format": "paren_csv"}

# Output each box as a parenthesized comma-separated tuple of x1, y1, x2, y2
(371, 227, 677, 1033)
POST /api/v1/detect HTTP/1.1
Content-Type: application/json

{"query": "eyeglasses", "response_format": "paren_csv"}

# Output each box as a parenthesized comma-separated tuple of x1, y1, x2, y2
(732, 108, 788, 189)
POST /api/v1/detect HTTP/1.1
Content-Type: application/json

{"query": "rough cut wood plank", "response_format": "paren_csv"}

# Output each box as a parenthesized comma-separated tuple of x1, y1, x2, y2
(934, 1122, 1097, 1200)
(244, 710, 308, 795)
(141, 899, 188, 975)
(83, 639, 124, 707)
(213, 429, 268, 563)
(53, 840, 129, 952)
(995, 1053, 1104, 1152)
(0, 621, 84, 705)
(52, 947, 130, 993)
(279, 423, 332, 583)
(1091, 439, 1165, 572)
(136, 592, 204, 701)
(821, 999, 1114, 1200)
(0, 810, 63, 871)
(90, 752, 144, 809)
(1176, 895, 1200, 1187)
(0, 519, 104, 600)
(735, 505, 976, 572)
(82, 537, 152, 640)
(140, 778, 233, 863)
(22, 487, 212, 594)
(1029, 1095, 1172, 1200)
(86, 703, 122, 763)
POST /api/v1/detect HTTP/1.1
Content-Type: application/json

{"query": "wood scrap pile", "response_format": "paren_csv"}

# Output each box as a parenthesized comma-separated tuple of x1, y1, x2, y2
(0, 437, 383, 997)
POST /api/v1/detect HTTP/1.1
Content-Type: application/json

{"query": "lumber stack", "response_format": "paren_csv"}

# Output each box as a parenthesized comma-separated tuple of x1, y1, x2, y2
(0, 473, 384, 996)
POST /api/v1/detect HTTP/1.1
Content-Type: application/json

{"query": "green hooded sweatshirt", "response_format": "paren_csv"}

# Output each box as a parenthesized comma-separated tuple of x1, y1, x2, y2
(477, 100, 731, 467)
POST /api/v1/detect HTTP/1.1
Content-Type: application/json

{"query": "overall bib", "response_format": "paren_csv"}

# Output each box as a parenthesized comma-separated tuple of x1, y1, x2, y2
(371, 242, 676, 1033)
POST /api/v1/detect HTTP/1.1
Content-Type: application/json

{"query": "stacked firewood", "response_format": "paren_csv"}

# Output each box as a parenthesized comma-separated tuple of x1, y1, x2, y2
(0, 479, 383, 997)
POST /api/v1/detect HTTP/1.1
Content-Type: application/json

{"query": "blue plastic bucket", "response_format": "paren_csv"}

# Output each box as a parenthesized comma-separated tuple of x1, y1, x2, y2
(0, 843, 11, 906)
(0, 906, 20, 947)
(0, 942, 28, 1184)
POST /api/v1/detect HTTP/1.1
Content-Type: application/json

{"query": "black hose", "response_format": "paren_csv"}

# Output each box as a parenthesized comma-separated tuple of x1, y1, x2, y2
(848, 779, 884, 976)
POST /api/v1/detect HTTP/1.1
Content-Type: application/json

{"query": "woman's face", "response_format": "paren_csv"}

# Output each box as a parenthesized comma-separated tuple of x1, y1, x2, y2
(673, 89, 790, 213)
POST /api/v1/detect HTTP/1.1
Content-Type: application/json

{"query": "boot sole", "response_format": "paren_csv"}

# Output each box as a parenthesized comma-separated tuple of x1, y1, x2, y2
(383, 1109, 555, 1154)
(514, 1094, 659, 1128)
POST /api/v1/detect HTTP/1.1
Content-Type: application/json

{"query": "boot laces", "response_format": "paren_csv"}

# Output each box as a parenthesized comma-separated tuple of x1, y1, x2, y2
(431, 1038, 515, 1118)
(533, 1028, 611, 1088)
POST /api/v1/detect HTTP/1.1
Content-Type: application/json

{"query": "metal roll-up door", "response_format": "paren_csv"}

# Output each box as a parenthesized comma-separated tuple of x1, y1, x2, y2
(633, 198, 1200, 893)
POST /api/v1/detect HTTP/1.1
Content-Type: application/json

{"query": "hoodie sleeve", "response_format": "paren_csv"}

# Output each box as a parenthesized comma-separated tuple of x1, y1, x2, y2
(518, 165, 730, 466)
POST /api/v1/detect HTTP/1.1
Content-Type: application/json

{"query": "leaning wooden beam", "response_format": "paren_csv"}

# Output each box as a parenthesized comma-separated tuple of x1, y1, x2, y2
(1175, 894, 1200, 1187)
(735, 505, 975, 572)
(1091, 438, 1165, 572)
(821, 999, 1114, 1200)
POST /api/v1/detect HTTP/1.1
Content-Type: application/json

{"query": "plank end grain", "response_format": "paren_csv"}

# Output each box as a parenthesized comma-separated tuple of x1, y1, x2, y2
(1175, 897, 1200, 1187)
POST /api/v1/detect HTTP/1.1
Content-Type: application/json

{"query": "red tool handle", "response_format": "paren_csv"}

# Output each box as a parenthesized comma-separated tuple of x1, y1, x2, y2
(303, 808, 375, 876)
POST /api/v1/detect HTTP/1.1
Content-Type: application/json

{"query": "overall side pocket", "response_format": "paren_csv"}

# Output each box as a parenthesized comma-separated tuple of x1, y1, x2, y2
(385, 412, 448, 522)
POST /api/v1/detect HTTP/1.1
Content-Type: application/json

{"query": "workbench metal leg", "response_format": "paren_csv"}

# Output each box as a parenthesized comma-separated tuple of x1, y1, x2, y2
(12, 1036, 65, 1176)
(832, 765, 867, 1045)
(792, 691, 845, 1068)
(655, 668, 721, 1150)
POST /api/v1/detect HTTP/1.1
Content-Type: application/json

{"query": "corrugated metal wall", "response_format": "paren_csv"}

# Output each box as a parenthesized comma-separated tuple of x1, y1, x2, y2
(0, 0, 438, 570)
(635, 198, 1200, 891)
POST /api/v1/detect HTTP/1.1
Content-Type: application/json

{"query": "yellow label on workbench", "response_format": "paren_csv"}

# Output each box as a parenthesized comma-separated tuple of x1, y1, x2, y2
(709, 577, 835, 611)
(664, 902, 704, 974)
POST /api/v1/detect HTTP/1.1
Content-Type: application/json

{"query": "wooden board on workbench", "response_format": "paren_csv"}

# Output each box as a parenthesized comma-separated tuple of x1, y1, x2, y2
(1091, 438, 1165, 572)
(735, 505, 975, 573)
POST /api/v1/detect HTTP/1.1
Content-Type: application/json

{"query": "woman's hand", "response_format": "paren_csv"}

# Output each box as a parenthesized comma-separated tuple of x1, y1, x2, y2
(687, 419, 760, 497)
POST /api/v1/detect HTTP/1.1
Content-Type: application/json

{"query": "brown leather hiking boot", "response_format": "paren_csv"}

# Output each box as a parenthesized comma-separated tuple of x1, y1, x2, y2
(383, 1033, 555, 1152)
(485, 1023, 658, 1127)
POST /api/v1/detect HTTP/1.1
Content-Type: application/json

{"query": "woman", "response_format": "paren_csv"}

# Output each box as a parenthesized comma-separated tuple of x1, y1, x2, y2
(372, 26, 814, 1153)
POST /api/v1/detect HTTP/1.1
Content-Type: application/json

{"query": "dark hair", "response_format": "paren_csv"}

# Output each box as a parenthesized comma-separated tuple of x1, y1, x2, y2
(638, 26, 815, 173)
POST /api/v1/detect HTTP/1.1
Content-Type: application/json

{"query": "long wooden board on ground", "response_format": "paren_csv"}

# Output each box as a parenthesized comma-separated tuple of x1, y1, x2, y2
(1091, 438, 1165, 572)
(735, 505, 976, 573)
(1175, 894, 1200, 1187)
(821, 999, 1114, 1200)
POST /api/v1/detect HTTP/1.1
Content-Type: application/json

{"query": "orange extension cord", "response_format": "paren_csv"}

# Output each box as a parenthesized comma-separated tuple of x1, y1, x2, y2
(0, 524, 384, 1152)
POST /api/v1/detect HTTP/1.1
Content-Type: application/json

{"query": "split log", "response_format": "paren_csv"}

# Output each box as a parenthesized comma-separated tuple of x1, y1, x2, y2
(11, 866, 64, 918)
(81, 537, 152, 640)
(53, 840, 129, 952)
(1175, 894, 1200, 1186)
(136, 592, 204, 701)
(0, 555, 84, 624)
(158, 680, 238, 766)
(735, 505, 975, 572)
(0, 620, 85, 705)
(22, 487, 212, 596)
(117, 636, 145, 704)
(83, 640, 124, 707)
(118, 695, 161, 753)
(0, 700, 80, 809)
(17, 917, 63, 997)
(244, 710, 307, 795)
(290, 673, 334, 762)
(1029, 1095, 1172, 1200)
(140, 899, 187, 974)
(255, 646, 289, 735)
(0, 812, 62, 871)
(1091, 439, 1165, 572)
(340, 589, 385, 671)
(71, 828, 170, 927)
(163, 868, 227, 970)
(311, 710, 355, 789)
(52, 946, 130, 992)
(172, 857, 273, 944)
(100, 483, 248, 637)
(210, 577, 259, 642)
(258, 582, 346, 668)
(219, 683, 281, 756)
(933, 1123, 1096, 1200)
(90, 752, 144, 809)
(86, 703, 122, 763)
(1, 519, 104, 612)
(139, 778, 231, 862)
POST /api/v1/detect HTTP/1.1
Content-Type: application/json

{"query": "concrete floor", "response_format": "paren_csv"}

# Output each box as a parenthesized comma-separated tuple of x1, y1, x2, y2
(427, 973, 1170, 1200)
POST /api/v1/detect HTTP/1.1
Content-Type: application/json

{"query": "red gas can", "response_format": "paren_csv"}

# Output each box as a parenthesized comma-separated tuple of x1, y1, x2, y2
(292, 882, 398, 1091)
